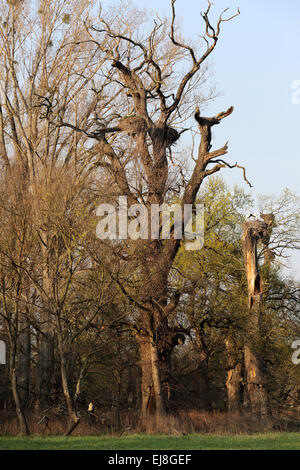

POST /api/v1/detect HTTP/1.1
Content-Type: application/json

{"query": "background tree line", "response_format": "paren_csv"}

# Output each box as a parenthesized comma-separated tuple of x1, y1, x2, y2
(0, 0, 299, 435)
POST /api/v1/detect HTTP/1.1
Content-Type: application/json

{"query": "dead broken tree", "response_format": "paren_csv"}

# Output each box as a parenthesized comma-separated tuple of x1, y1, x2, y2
(242, 218, 269, 418)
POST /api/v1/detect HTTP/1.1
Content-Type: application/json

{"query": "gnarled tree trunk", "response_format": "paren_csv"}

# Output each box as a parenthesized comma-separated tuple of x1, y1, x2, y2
(225, 339, 242, 413)
(137, 309, 185, 427)
(138, 331, 155, 422)
(149, 332, 167, 423)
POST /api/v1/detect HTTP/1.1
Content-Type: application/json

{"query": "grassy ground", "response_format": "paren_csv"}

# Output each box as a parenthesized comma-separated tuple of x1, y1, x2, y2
(0, 433, 299, 450)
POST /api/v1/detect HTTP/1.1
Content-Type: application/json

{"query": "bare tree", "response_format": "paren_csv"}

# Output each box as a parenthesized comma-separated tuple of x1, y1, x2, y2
(0, 0, 107, 410)
(0, 171, 33, 435)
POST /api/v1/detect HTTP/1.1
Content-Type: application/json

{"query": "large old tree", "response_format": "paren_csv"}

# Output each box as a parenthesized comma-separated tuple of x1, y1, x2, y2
(54, 0, 245, 426)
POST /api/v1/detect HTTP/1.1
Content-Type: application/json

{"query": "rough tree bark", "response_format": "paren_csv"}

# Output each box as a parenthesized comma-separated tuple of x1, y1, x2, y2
(225, 339, 242, 413)
(149, 332, 167, 422)
(137, 303, 185, 424)
(242, 219, 268, 417)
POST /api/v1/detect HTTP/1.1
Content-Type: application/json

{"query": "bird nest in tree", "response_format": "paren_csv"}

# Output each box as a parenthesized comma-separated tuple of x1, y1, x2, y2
(149, 126, 180, 147)
(244, 220, 268, 242)
(118, 116, 180, 147)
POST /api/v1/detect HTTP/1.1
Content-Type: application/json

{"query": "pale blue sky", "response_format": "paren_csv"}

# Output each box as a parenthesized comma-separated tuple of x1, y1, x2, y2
(101, 0, 300, 278)
(128, 0, 300, 194)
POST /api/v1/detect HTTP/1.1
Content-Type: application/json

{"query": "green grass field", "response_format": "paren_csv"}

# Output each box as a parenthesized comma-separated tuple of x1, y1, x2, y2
(0, 433, 299, 450)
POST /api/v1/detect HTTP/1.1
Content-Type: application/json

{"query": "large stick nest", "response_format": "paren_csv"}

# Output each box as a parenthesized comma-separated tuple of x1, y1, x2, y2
(243, 220, 268, 242)
(118, 116, 180, 147)
(149, 126, 180, 147)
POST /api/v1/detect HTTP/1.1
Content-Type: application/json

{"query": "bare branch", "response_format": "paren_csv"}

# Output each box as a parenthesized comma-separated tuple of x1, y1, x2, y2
(170, 0, 198, 67)
(206, 159, 253, 188)
(204, 142, 229, 164)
